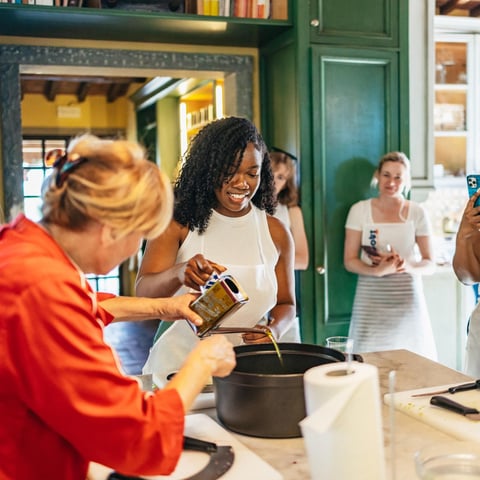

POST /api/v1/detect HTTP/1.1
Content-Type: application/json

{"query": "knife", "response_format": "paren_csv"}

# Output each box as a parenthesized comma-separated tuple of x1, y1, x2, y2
(411, 379, 480, 397)
(430, 395, 480, 421)
(107, 436, 234, 480)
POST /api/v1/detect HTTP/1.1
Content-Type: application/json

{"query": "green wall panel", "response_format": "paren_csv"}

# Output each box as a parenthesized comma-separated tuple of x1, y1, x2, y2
(261, 42, 298, 154)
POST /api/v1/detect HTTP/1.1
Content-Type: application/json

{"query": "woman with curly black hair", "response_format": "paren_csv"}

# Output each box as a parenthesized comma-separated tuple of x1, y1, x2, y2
(137, 116, 296, 382)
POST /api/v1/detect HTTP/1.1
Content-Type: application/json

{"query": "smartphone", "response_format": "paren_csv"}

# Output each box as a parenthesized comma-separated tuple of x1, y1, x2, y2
(361, 245, 378, 256)
(467, 174, 480, 207)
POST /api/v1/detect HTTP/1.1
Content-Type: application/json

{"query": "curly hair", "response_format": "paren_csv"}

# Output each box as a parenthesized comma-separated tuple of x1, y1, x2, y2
(174, 116, 276, 233)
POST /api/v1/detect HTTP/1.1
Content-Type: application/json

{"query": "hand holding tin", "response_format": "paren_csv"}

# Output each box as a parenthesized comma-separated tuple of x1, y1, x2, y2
(182, 253, 226, 291)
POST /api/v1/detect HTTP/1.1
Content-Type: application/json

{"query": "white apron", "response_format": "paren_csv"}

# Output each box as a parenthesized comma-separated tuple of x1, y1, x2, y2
(143, 207, 278, 382)
(348, 221, 437, 360)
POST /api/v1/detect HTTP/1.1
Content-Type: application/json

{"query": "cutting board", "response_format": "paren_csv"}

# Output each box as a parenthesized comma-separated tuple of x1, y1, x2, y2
(89, 414, 283, 480)
(384, 383, 480, 442)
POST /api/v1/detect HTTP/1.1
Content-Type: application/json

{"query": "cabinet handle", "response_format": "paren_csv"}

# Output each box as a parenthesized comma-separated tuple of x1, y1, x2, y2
(310, 19, 320, 27)
(316, 266, 325, 275)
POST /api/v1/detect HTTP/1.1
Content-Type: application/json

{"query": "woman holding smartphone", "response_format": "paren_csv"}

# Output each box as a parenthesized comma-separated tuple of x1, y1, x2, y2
(453, 187, 480, 376)
(343, 151, 437, 358)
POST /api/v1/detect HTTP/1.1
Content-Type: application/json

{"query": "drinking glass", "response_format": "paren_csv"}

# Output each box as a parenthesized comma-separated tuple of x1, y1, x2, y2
(415, 441, 480, 479)
(325, 336, 351, 353)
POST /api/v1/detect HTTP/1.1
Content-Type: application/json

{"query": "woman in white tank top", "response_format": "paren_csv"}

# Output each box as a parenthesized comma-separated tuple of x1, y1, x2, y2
(137, 117, 296, 379)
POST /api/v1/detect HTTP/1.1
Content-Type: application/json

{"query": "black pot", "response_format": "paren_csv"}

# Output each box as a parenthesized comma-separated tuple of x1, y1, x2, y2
(213, 342, 356, 438)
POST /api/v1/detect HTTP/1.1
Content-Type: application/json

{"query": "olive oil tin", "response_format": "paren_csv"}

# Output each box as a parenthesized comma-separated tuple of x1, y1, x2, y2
(189, 275, 249, 337)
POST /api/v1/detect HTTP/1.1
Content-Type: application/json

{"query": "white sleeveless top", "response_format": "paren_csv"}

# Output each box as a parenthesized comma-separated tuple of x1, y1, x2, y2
(143, 206, 279, 379)
(274, 203, 291, 229)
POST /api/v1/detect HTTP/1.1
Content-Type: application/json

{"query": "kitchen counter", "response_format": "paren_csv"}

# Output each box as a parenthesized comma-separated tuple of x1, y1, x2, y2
(124, 349, 473, 479)
(423, 267, 473, 370)
(198, 349, 472, 479)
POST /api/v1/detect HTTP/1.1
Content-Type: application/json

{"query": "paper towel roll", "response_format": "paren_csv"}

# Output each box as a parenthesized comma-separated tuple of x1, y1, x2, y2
(300, 361, 386, 480)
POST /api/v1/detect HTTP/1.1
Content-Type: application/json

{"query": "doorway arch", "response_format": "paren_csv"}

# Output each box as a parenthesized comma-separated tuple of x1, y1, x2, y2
(0, 44, 253, 219)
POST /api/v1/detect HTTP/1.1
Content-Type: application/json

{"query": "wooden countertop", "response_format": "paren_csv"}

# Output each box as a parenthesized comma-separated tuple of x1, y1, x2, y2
(91, 349, 473, 479)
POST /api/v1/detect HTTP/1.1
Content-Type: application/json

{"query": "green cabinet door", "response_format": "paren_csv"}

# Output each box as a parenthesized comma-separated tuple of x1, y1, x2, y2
(309, 0, 401, 47)
(305, 45, 400, 344)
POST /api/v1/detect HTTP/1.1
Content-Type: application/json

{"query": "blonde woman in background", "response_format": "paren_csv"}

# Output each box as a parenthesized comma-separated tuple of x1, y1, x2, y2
(343, 151, 437, 359)
(0, 134, 235, 480)
(270, 148, 309, 271)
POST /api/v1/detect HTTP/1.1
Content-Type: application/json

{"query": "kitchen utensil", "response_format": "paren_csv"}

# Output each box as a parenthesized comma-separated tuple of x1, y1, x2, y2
(430, 395, 480, 421)
(182, 436, 234, 480)
(214, 342, 363, 438)
(108, 436, 234, 480)
(385, 384, 480, 441)
(389, 370, 397, 480)
(411, 379, 480, 397)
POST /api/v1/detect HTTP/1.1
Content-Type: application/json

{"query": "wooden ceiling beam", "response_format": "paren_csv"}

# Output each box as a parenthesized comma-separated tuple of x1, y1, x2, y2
(439, 0, 461, 15)
(107, 83, 129, 103)
(44, 80, 60, 102)
(21, 75, 146, 84)
(77, 82, 90, 103)
(20, 75, 147, 101)
(471, 4, 480, 16)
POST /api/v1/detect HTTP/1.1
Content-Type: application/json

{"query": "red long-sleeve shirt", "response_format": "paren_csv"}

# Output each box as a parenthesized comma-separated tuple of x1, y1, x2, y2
(0, 215, 185, 480)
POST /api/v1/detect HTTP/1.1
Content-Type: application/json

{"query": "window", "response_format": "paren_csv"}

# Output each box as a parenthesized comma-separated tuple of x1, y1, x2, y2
(22, 135, 121, 295)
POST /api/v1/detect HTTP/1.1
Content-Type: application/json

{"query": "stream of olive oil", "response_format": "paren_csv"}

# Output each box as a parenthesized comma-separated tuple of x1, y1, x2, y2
(266, 328, 284, 367)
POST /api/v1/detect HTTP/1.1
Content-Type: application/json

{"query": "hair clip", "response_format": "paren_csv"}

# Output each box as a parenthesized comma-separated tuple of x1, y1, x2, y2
(45, 148, 65, 168)
(45, 148, 88, 188)
(270, 146, 298, 162)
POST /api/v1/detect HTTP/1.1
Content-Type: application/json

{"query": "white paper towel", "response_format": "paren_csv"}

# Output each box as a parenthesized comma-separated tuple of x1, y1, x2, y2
(300, 361, 386, 480)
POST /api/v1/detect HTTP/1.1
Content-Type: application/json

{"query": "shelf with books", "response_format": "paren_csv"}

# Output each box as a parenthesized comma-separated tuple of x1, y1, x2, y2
(190, 0, 288, 20)
(0, 1, 291, 46)
(179, 79, 223, 153)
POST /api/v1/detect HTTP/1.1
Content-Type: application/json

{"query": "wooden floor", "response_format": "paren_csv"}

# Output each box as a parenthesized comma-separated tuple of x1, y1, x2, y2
(104, 319, 160, 375)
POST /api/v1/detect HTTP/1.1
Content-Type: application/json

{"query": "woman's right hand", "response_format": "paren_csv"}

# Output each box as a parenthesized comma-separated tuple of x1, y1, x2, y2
(180, 254, 226, 291)
(191, 335, 236, 377)
(371, 248, 405, 276)
(164, 335, 235, 411)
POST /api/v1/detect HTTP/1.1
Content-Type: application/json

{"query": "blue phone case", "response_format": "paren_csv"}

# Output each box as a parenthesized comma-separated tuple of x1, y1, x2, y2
(467, 175, 480, 207)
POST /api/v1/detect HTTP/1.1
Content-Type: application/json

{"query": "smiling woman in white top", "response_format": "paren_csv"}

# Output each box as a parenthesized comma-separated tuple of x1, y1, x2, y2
(136, 117, 296, 380)
(343, 151, 437, 359)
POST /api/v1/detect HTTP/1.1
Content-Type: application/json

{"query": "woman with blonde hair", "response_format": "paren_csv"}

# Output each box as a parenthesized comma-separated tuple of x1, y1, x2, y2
(0, 134, 235, 480)
(343, 151, 437, 358)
